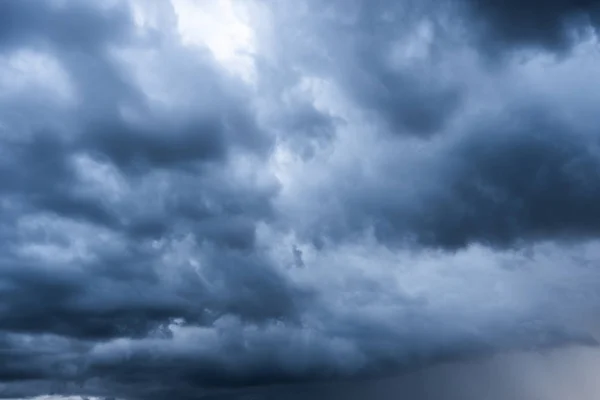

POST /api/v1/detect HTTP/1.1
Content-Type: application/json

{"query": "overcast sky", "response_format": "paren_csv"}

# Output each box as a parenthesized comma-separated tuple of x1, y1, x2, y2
(2, 0, 600, 399)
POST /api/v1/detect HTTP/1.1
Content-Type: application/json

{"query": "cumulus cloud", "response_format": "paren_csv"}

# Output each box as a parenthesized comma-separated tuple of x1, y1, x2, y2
(2, 0, 600, 399)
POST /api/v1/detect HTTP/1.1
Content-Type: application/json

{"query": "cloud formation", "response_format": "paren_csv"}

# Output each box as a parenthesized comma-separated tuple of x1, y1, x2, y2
(460, 0, 600, 53)
(2, 0, 600, 399)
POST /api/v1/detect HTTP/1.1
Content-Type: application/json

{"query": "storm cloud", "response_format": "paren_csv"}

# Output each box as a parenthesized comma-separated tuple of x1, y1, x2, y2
(2, 0, 600, 399)
(460, 0, 600, 54)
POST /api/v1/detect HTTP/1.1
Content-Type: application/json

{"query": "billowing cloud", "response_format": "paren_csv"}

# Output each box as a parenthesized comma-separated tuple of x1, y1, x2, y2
(2, 0, 600, 399)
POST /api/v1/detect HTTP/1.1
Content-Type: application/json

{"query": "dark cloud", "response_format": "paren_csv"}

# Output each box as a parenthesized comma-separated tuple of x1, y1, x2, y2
(84, 116, 227, 171)
(0, 0, 131, 51)
(420, 110, 600, 248)
(262, 0, 463, 137)
(292, 105, 600, 250)
(2, 0, 600, 399)
(0, 0, 297, 394)
(0, 0, 272, 229)
(391, 109, 600, 249)
(459, 0, 600, 54)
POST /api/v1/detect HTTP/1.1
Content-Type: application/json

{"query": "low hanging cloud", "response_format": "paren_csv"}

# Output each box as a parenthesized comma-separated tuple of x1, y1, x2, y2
(2, 0, 600, 399)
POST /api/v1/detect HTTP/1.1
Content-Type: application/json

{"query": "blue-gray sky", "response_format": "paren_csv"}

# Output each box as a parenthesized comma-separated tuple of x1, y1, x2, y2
(2, 0, 600, 399)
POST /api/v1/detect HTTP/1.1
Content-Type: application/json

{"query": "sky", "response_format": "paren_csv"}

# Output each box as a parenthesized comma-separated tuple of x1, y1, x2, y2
(2, 0, 600, 399)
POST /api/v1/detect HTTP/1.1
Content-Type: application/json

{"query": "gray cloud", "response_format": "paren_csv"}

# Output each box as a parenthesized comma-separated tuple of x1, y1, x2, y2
(298, 105, 600, 249)
(2, 0, 600, 399)
(0, 0, 131, 51)
(459, 0, 600, 54)
(0, 0, 297, 390)
(258, 0, 464, 137)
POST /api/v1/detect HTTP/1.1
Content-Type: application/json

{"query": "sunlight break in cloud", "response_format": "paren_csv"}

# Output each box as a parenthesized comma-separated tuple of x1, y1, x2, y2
(171, 0, 257, 82)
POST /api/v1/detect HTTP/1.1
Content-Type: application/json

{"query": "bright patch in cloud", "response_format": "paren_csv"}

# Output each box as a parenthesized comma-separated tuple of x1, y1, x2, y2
(171, 0, 256, 82)
(0, 50, 75, 103)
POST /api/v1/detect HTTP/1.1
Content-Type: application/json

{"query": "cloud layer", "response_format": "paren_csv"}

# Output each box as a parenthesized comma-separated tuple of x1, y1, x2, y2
(2, 0, 600, 399)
